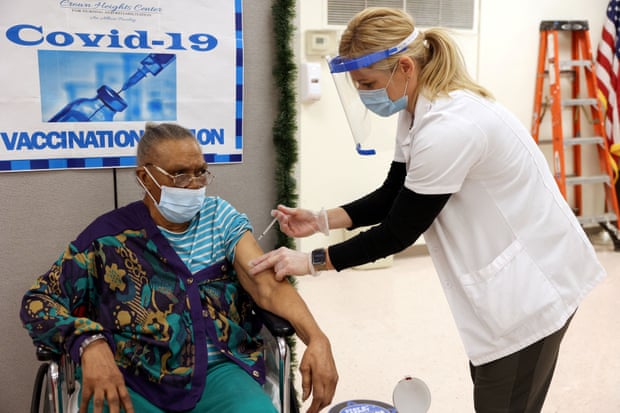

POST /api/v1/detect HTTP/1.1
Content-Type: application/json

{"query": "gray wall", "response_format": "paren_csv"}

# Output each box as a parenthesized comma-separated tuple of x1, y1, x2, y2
(0, 4, 278, 411)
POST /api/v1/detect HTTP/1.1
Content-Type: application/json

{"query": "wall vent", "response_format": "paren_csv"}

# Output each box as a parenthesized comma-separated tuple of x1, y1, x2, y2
(327, 0, 475, 30)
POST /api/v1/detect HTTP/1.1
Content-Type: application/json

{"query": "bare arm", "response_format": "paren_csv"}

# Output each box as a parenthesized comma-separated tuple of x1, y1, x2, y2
(233, 231, 338, 413)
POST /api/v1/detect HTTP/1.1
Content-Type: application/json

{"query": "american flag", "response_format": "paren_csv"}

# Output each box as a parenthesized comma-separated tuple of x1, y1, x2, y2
(596, 0, 620, 166)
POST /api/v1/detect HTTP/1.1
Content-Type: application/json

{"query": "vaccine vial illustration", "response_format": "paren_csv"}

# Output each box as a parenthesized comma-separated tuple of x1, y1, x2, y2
(48, 85, 127, 122)
(46, 53, 176, 123)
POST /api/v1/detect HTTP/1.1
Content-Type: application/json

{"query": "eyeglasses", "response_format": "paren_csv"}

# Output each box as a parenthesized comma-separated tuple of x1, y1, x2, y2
(146, 164, 214, 188)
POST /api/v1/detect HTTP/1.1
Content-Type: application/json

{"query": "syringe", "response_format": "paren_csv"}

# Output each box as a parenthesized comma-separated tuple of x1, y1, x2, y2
(257, 217, 278, 241)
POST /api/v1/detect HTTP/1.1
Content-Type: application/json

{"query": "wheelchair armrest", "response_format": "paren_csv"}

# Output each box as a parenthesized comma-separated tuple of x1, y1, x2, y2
(36, 345, 60, 362)
(255, 307, 296, 337)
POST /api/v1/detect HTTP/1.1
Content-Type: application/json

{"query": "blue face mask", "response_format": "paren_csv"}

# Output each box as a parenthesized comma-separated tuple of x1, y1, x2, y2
(358, 66, 409, 117)
(155, 185, 205, 223)
(138, 169, 205, 224)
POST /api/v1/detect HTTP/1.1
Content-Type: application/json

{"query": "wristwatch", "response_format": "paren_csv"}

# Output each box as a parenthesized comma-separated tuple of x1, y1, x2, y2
(311, 248, 329, 272)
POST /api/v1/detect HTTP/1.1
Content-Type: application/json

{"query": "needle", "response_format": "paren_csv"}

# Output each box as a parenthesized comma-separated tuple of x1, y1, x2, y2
(257, 217, 278, 240)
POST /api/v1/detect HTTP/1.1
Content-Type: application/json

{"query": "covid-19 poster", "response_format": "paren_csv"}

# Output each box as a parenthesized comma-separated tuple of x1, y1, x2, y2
(0, 0, 243, 172)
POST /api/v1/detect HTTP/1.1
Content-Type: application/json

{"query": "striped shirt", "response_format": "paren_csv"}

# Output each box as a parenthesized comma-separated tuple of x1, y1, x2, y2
(160, 196, 253, 365)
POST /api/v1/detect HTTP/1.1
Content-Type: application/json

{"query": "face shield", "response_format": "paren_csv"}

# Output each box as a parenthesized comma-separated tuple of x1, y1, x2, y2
(327, 30, 419, 155)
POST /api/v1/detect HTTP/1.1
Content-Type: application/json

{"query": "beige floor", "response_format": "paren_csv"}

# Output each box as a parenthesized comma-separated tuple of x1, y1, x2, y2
(293, 233, 620, 412)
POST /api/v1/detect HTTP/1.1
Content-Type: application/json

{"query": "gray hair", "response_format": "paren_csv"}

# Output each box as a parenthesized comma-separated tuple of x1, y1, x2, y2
(136, 122, 196, 165)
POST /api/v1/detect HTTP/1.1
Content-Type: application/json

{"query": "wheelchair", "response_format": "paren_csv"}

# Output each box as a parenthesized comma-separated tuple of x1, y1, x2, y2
(30, 308, 299, 413)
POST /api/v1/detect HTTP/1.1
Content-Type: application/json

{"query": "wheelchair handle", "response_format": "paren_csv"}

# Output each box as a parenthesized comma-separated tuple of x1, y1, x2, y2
(255, 307, 296, 337)
(36, 345, 59, 362)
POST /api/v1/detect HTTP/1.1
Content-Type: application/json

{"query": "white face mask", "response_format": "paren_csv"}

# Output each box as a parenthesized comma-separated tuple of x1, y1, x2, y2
(138, 169, 205, 224)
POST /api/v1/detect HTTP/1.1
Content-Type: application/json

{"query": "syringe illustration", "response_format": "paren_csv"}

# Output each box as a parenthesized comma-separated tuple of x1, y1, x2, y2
(118, 53, 176, 93)
(48, 53, 176, 122)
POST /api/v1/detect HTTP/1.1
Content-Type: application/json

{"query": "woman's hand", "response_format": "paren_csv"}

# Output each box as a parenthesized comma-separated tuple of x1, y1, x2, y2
(248, 247, 312, 280)
(79, 340, 134, 413)
(299, 333, 339, 413)
(272, 205, 329, 238)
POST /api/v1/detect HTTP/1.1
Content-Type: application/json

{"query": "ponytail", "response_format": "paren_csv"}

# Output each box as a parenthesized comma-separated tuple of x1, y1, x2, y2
(417, 28, 493, 100)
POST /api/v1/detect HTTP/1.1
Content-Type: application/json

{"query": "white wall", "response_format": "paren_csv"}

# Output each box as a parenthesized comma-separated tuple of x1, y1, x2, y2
(478, 1, 607, 123)
(296, 0, 610, 251)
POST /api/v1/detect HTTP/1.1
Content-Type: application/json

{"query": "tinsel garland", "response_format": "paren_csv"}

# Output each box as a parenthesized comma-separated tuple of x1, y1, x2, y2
(271, 0, 299, 251)
(271, 0, 301, 408)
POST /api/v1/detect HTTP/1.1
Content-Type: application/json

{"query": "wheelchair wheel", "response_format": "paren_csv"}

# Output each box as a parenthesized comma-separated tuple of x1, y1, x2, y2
(31, 362, 50, 413)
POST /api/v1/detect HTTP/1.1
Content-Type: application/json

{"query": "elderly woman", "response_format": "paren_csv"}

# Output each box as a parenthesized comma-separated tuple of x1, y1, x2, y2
(21, 122, 338, 413)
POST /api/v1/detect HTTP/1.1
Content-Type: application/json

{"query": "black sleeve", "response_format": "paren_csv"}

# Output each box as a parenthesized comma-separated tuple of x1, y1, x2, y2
(329, 187, 451, 271)
(340, 161, 407, 229)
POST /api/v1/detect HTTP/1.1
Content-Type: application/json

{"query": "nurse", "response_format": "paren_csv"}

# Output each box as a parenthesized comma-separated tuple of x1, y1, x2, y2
(249, 7, 606, 412)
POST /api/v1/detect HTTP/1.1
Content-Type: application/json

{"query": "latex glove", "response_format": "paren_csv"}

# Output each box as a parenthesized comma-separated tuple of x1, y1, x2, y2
(79, 340, 134, 413)
(299, 333, 339, 413)
(248, 247, 312, 281)
(271, 205, 329, 238)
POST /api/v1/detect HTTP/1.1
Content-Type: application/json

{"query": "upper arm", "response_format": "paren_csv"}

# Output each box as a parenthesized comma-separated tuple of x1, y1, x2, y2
(232, 231, 290, 307)
(232, 232, 323, 346)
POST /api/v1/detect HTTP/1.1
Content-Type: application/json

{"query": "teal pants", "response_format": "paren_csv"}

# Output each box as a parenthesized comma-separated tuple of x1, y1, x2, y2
(79, 361, 278, 413)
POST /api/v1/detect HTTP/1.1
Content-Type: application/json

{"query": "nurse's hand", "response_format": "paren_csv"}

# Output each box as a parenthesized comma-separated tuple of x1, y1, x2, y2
(271, 205, 329, 238)
(248, 247, 312, 281)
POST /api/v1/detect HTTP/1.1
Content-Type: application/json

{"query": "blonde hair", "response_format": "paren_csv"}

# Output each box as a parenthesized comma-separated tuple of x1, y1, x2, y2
(338, 7, 492, 100)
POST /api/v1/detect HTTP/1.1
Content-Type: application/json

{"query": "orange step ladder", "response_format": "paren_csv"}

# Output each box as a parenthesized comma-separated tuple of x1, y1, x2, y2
(532, 20, 620, 248)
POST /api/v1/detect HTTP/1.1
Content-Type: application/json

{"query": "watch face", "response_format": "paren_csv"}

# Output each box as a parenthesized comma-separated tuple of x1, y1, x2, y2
(312, 248, 326, 265)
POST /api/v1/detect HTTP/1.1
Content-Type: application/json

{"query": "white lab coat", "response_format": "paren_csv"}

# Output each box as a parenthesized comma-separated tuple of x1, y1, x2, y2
(395, 90, 606, 365)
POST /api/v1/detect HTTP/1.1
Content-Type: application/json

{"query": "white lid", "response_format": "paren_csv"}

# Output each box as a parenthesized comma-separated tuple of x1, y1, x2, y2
(392, 376, 431, 413)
